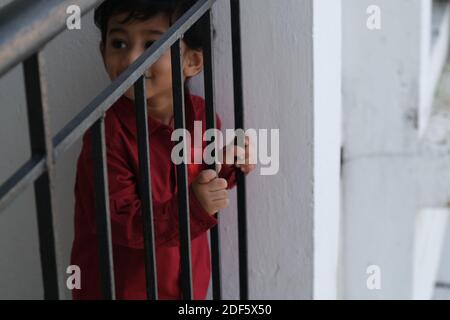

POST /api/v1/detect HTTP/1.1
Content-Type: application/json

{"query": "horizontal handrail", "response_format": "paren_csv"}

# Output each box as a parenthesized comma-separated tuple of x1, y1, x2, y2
(0, 156, 46, 212)
(0, 0, 103, 77)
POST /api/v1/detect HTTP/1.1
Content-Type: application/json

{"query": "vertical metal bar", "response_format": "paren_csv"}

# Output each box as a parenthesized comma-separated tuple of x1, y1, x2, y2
(202, 9, 222, 300)
(230, 0, 249, 301)
(171, 39, 193, 300)
(92, 117, 116, 300)
(23, 53, 59, 300)
(134, 76, 158, 300)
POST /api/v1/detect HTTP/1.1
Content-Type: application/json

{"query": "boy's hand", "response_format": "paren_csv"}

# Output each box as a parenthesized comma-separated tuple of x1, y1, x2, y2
(192, 169, 229, 215)
(219, 135, 257, 174)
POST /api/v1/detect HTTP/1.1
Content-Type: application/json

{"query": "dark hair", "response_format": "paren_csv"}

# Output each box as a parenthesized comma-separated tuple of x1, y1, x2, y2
(94, 0, 205, 50)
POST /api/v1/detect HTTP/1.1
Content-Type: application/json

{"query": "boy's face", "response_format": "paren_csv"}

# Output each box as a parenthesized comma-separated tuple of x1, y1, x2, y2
(100, 12, 203, 103)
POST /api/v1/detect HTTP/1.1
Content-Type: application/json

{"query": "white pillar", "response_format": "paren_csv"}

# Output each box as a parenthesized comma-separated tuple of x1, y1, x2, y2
(313, 0, 342, 300)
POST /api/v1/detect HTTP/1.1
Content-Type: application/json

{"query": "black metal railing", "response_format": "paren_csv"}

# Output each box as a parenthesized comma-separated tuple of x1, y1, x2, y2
(0, 0, 248, 300)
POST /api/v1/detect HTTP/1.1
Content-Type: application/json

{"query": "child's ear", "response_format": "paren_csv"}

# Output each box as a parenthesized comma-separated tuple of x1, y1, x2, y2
(183, 48, 204, 79)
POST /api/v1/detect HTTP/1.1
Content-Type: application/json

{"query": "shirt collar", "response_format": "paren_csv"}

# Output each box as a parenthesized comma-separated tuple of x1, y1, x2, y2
(113, 93, 196, 138)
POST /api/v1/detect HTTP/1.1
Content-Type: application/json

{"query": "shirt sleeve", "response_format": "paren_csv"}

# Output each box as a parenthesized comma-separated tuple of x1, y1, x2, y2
(79, 127, 218, 250)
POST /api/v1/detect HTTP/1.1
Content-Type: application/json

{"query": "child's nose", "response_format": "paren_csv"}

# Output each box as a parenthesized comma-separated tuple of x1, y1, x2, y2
(123, 48, 144, 70)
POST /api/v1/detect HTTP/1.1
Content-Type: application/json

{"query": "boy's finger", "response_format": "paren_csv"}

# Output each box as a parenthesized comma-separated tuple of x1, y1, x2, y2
(213, 199, 230, 210)
(235, 145, 246, 158)
(244, 135, 250, 146)
(208, 177, 228, 191)
(235, 154, 252, 166)
(210, 189, 228, 201)
(219, 142, 246, 165)
(196, 169, 218, 184)
(229, 146, 246, 164)
(236, 135, 250, 146)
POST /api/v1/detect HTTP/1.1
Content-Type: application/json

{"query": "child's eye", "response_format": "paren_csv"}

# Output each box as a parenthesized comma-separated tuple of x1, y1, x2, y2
(111, 39, 127, 49)
(145, 41, 155, 49)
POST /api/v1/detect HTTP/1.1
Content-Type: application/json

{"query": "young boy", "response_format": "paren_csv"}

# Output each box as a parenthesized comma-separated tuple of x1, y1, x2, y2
(70, 0, 255, 300)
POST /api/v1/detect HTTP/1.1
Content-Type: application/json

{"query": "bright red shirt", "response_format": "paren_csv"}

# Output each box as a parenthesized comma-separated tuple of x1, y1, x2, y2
(70, 94, 238, 300)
